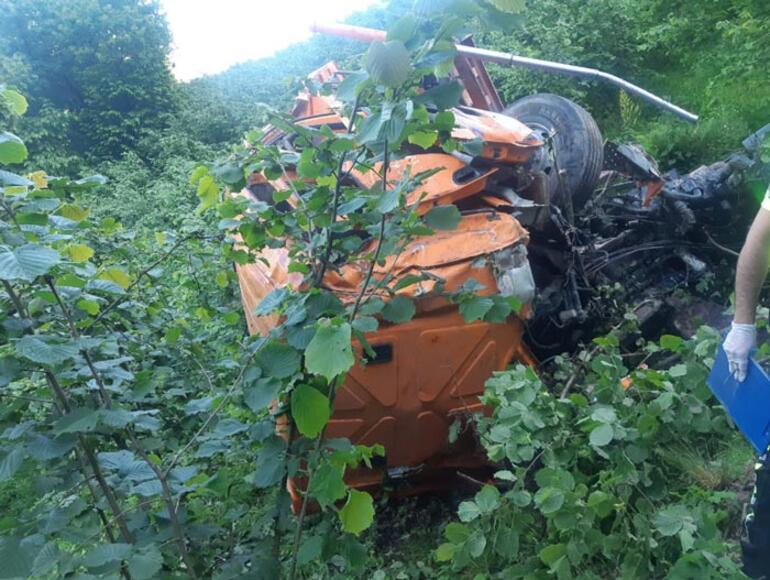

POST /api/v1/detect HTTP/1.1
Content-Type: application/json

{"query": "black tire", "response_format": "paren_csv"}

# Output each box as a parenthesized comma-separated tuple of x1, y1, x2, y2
(503, 93, 604, 210)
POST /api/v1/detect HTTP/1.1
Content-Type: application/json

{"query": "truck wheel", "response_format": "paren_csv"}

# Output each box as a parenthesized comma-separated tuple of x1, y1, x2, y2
(504, 93, 603, 210)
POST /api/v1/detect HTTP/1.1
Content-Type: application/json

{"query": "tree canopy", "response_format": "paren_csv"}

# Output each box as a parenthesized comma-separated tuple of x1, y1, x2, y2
(0, 0, 178, 162)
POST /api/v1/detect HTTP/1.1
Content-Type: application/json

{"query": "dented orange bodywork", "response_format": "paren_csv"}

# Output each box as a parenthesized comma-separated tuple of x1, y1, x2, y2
(236, 60, 542, 501)
(237, 212, 536, 497)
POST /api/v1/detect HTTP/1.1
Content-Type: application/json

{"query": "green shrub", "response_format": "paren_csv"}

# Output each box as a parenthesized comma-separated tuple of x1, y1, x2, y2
(438, 326, 751, 578)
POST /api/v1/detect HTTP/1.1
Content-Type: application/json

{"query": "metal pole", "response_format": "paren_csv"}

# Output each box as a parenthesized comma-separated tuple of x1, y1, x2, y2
(310, 23, 699, 124)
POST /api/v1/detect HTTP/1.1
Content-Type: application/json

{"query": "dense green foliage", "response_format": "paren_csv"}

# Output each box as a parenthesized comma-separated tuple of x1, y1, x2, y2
(438, 327, 751, 578)
(0, 0, 768, 577)
(0, 0, 179, 167)
(480, 0, 770, 166)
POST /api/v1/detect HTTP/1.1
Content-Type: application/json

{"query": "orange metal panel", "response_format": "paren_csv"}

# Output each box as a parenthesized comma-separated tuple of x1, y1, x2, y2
(321, 212, 529, 308)
(351, 153, 498, 214)
(326, 308, 535, 471)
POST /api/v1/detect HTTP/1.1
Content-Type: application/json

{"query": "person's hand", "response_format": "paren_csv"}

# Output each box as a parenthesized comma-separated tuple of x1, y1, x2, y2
(723, 322, 757, 382)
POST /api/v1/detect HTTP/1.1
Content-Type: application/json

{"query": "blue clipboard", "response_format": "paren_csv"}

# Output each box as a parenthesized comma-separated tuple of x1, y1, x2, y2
(708, 346, 770, 454)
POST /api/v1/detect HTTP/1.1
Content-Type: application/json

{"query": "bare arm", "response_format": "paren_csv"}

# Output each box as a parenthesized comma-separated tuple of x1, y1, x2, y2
(734, 207, 770, 324)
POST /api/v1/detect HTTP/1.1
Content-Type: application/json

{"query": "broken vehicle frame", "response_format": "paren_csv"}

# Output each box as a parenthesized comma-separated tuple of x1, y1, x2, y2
(233, 30, 764, 504)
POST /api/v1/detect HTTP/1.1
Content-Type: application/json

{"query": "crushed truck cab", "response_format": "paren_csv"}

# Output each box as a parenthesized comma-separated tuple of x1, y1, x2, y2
(237, 62, 545, 499)
(235, 55, 762, 505)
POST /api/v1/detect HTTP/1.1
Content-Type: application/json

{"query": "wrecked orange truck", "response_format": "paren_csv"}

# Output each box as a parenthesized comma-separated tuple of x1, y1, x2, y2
(234, 25, 762, 499)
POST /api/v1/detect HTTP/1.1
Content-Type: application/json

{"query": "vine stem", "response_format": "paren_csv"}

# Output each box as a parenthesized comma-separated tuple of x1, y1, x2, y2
(130, 430, 199, 578)
(46, 277, 199, 578)
(163, 343, 262, 476)
(288, 140, 390, 580)
(3, 279, 134, 555)
(315, 92, 363, 286)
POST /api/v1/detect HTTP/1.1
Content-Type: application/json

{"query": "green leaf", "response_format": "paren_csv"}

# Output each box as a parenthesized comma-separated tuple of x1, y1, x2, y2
(458, 500, 481, 522)
(76, 299, 99, 316)
(386, 14, 419, 44)
(654, 505, 690, 536)
(27, 434, 75, 460)
(336, 71, 369, 103)
(196, 174, 219, 213)
(509, 489, 531, 507)
(212, 418, 248, 437)
(98, 268, 131, 290)
(0, 448, 24, 481)
(133, 480, 163, 497)
(494, 469, 517, 482)
(539, 543, 567, 567)
(424, 205, 461, 230)
(82, 543, 132, 568)
(291, 385, 330, 438)
(189, 165, 208, 185)
(534, 468, 575, 491)
(31, 542, 59, 577)
(0, 536, 35, 579)
(589, 423, 614, 447)
(359, 297, 385, 316)
(338, 490, 375, 535)
(16, 212, 48, 226)
(467, 530, 487, 557)
(244, 377, 281, 413)
(297, 152, 321, 179)
(215, 270, 229, 288)
(309, 462, 347, 508)
(127, 545, 163, 580)
(16, 336, 79, 365)
(86, 279, 126, 295)
(2, 89, 28, 116)
(0, 132, 28, 164)
(255, 288, 288, 316)
(408, 130, 438, 149)
(68, 244, 94, 263)
(57, 204, 89, 222)
(445, 522, 470, 543)
(364, 40, 412, 88)
(305, 321, 354, 381)
(329, 137, 355, 153)
(352, 316, 379, 333)
(660, 334, 684, 352)
(211, 162, 243, 186)
(587, 490, 615, 518)
(54, 408, 100, 434)
(434, 111, 456, 131)
(475, 485, 500, 514)
(165, 327, 182, 343)
(257, 341, 301, 379)
(297, 535, 324, 566)
(459, 296, 494, 322)
(435, 543, 455, 562)
(382, 295, 416, 324)
(534, 487, 565, 514)
(414, 81, 464, 110)
(591, 406, 617, 424)
(0, 244, 61, 281)
(0, 169, 32, 186)
(668, 363, 688, 377)
(0, 357, 20, 387)
(254, 435, 287, 488)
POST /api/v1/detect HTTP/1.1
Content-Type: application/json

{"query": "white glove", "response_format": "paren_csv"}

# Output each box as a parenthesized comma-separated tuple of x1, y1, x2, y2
(723, 322, 757, 382)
